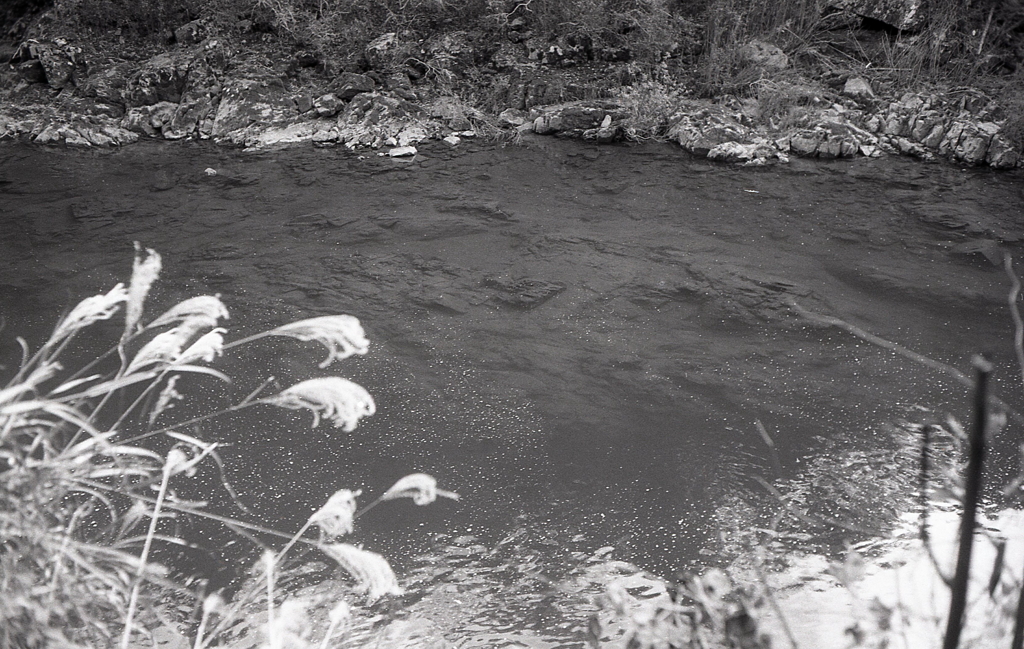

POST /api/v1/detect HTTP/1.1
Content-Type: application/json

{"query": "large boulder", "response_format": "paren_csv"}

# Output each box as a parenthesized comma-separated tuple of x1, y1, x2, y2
(121, 101, 178, 137)
(210, 77, 295, 139)
(986, 135, 1021, 169)
(164, 95, 216, 139)
(77, 60, 134, 106)
(33, 116, 139, 146)
(666, 104, 752, 157)
(124, 53, 187, 107)
(784, 121, 868, 158)
(11, 39, 85, 90)
(330, 71, 376, 100)
(422, 31, 480, 78)
(738, 40, 789, 71)
(828, 0, 924, 31)
(364, 32, 414, 71)
(531, 100, 628, 136)
(333, 91, 444, 149)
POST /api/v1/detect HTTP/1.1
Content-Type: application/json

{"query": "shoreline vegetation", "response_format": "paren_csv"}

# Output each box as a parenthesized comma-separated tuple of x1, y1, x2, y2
(0, 0, 1021, 167)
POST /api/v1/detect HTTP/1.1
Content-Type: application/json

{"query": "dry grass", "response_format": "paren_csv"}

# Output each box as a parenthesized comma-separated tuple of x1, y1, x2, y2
(0, 244, 456, 648)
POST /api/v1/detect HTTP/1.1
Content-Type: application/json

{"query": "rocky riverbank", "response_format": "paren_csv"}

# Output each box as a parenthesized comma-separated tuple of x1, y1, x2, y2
(1, 3, 1022, 169)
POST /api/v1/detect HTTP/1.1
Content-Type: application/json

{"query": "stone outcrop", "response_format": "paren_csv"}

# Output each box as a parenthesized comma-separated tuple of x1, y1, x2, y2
(1, 34, 1020, 167)
(738, 40, 789, 71)
(530, 100, 628, 137)
(667, 104, 787, 164)
(864, 92, 1021, 168)
(828, 0, 924, 31)
(209, 76, 294, 139)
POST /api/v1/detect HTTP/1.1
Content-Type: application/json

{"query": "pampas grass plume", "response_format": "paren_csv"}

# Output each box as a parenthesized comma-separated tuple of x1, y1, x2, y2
(266, 315, 369, 368)
(381, 473, 460, 505)
(309, 489, 361, 539)
(49, 284, 128, 345)
(318, 543, 404, 601)
(147, 295, 230, 330)
(176, 328, 227, 365)
(124, 243, 162, 340)
(265, 377, 375, 431)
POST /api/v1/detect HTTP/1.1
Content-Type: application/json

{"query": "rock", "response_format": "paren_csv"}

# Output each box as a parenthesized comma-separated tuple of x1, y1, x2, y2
(163, 96, 215, 139)
(174, 19, 206, 45)
(895, 136, 931, 158)
(32, 117, 139, 147)
(423, 31, 478, 77)
(531, 101, 626, 136)
(443, 134, 461, 146)
(497, 108, 527, 127)
(582, 125, 620, 143)
(789, 130, 823, 156)
(986, 135, 1020, 169)
(908, 110, 942, 143)
(706, 141, 779, 163)
(828, 0, 924, 30)
(181, 53, 221, 100)
(121, 101, 178, 137)
(397, 125, 428, 146)
(937, 121, 964, 157)
(666, 105, 752, 157)
(341, 91, 415, 124)
(313, 93, 342, 117)
(210, 77, 295, 139)
(842, 77, 875, 101)
(331, 71, 376, 100)
(952, 121, 999, 164)
(365, 33, 398, 70)
(738, 40, 788, 71)
(388, 145, 417, 157)
(243, 121, 322, 147)
(14, 59, 46, 84)
(125, 53, 187, 107)
(294, 93, 313, 114)
(12, 39, 84, 90)
(78, 61, 134, 105)
(79, 119, 140, 146)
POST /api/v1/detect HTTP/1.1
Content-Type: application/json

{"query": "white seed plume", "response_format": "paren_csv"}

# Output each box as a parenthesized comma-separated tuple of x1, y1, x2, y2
(0, 361, 60, 405)
(175, 327, 227, 365)
(381, 473, 460, 505)
(49, 284, 128, 345)
(327, 600, 350, 628)
(149, 375, 183, 425)
(147, 295, 230, 330)
(127, 315, 219, 373)
(266, 315, 369, 368)
(164, 447, 190, 476)
(318, 543, 403, 601)
(124, 243, 162, 339)
(308, 489, 361, 539)
(265, 377, 375, 431)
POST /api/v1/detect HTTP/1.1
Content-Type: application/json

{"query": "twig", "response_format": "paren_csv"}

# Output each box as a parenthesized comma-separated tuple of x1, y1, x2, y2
(1004, 254, 1024, 396)
(1012, 554, 1024, 649)
(754, 546, 800, 649)
(787, 298, 1023, 426)
(977, 5, 995, 55)
(753, 475, 875, 535)
(942, 355, 992, 649)
(918, 424, 953, 586)
(755, 419, 785, 477)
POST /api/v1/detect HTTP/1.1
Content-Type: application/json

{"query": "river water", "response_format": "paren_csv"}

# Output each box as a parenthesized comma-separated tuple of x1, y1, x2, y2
(2, 138, 1023, 645)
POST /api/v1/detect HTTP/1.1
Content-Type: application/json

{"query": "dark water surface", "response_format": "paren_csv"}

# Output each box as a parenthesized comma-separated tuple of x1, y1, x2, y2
(2, 138, 1023, 642)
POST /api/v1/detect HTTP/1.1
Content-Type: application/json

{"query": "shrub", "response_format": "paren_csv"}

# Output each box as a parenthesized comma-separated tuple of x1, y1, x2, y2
(0, 243, 456, 648)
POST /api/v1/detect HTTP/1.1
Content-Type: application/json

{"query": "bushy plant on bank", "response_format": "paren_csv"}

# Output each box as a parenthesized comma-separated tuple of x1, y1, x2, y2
(0, 243, 457, 648)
